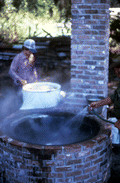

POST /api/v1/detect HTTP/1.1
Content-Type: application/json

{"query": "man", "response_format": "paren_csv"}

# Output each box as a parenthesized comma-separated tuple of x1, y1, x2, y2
(89, 61, 120, 129)
(9, 39, 39, 86)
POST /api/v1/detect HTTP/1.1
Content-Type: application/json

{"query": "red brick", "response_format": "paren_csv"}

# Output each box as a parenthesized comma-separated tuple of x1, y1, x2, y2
(93, 35, 105, 40)
(71, 39, 84, 44)
(66, 170, 82, 177)
(45, 172, 64, 178)
(77, 35, 91, 40)
(85, 10, 98, 14)
(72, 23, 78, 29)
(97, 91, 104, 94)
(55, 177, 73, 182)
(100, 159, 107, 167)
(85, 154, 98, 162)
(75, 162, 91, 170)
(91, 76, 105, 80)
(71, 0, 82, 3)
(72, 29, 84, 35)
(83, 41, 98, 45)
(45, 160, 64, 167)
(86, 176, 97, 183)
(93, 25, 106, 30)
(55, 166, 73, 172)
(84, 165, 98, 173)
(85, 0, 100, 3)
(101, 0, 109, 3)
(93, 15, 107, 19)
(66, 159, 82, 165)
(71, 70, 83, 75)
(93, 4, 109, 9)
(41, 167, 51, 172)
(85, 60, 97, 65)
(92, 169, 100, 176)
(77, 56, 91, 60)
(75, 174, 90, 181)
(78, 5, 91, 9)
(78, 75, 90, 79)
(95, 134, 107, 144)
(64, 146, 82, 153)
(79, 15, 91, 19)
(92, 145, 104, 153)
(71, 10, 79, 15)
(99, 30, 106, 35)
(56, 154, 73, 160)
(72, 19, 84, 24)
(74, 50, 84, 54)
(100, 147, 108, 156)
(85, 20, 99, 25)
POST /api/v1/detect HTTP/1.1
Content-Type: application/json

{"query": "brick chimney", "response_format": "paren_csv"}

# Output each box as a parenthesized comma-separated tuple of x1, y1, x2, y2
(66, 0, 110, 113)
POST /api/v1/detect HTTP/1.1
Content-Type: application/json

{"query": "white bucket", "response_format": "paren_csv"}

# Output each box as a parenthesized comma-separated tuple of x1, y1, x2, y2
(20, 82, 61, 110)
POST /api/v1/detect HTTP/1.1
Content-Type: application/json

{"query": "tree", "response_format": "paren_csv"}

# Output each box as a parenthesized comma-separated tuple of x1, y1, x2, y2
(109, 12, 120, 57)
(0, 0, 5, 11)
(27, 0, 39, 12)
(12, 0, 22, 11)
(11, 0, 71, 21)
(110, 0, 120, 7)
(110, 14, 120, 43)
(53, 0, 71, 21)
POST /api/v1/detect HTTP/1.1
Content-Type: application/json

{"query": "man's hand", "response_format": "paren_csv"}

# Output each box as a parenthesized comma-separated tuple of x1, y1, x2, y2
(21, 80, 27, 85)
(88, 102, 100, 111)
(114, 120, 120, 129)
(88, 97, 112, 111)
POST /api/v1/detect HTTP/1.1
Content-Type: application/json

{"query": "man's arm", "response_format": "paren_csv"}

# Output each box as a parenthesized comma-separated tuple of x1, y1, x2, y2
(9, 54, 24, 85)
(115, 120, 120, 129)
(89, 97, 112, 111)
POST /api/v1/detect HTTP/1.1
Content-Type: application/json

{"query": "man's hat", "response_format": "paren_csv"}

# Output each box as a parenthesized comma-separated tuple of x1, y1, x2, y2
(23, 39, 37, 53)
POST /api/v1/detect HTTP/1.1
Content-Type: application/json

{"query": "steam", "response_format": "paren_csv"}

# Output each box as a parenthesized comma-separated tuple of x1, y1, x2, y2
(40, 69, 70, 92)
(0, 72, 89, 146)
(0, 88, 21, 121)
(1, 107, 90, 146)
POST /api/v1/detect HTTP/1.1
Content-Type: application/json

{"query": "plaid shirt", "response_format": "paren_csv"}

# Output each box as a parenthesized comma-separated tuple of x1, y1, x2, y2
(110, 83, 120, 119)
(9, 51, 38, 85)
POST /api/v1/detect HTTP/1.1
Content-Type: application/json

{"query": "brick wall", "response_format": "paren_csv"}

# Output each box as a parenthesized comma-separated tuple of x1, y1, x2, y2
(0, 116, 112, 183)
(67, 0, 110, 112)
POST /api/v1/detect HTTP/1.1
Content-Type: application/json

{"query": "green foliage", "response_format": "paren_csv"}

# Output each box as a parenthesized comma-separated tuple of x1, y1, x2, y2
(0, 0, 71, 44)
(26, 0, 39, 12)
(12, 0, 22, 11)
(110, 15, 120, 43)
(110, 0, 120, 7)
(0, 0, 5, 11)
(11, 0, 71, 21)
(109, 13, 120, 56)
(53, 0, 71, 22)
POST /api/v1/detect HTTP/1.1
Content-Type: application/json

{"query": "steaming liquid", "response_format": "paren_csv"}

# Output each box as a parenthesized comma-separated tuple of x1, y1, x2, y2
(1, 109, 98, 146)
